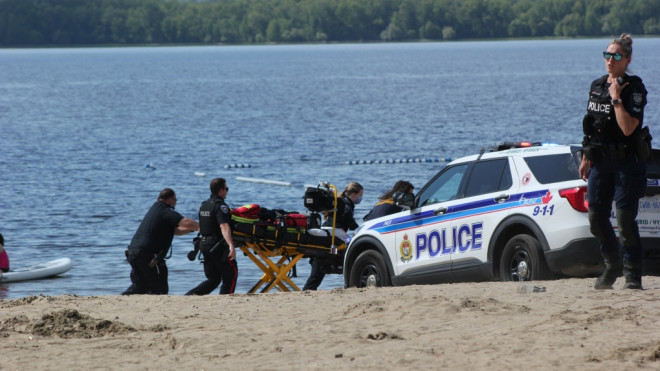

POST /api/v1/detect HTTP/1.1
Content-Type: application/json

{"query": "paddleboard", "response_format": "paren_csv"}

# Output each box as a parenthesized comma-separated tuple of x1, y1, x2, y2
(0, 258, 72, 283)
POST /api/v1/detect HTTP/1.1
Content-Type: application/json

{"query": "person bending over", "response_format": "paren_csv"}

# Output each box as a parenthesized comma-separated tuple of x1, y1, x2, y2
(363, 180, 414, 222)
(122, 188, 199, 295)
(303, 182, 363, 291)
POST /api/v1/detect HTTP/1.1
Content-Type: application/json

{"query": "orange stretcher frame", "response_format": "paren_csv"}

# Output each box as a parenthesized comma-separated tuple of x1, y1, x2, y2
(234, 230, 346, 293)
(233, 184, 346, 293)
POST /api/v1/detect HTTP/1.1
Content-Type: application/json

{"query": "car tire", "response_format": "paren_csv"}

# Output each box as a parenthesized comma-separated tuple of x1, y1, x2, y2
(499, 234, 552, 281)
(348, 250, 391, 288)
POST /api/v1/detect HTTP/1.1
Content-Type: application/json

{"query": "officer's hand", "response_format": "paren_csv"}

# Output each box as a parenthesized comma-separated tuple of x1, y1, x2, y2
(609, 78, 628, 101)
(579, 158, 590, 182)
(228, 247, 237, 261)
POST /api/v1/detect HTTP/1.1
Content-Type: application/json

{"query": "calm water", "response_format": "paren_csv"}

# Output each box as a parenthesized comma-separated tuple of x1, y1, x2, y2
(1, 39, 659, 299)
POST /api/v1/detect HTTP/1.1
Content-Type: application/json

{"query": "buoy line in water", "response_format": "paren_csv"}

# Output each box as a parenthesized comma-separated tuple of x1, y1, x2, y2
(343, 157, 452, 165)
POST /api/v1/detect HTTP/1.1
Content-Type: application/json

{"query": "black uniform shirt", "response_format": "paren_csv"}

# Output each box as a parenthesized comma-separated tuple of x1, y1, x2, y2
(213, 195, 232, 226)
(363, 200, 403, 222)
(199, 194, 232, 236)
(128, 201, 184, 255)
(323, 196, 358, 231)
(586, 74, 647, 145)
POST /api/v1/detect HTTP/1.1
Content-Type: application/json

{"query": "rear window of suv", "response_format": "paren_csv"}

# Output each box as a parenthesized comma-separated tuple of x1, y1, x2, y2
(524, 153, 581, 184)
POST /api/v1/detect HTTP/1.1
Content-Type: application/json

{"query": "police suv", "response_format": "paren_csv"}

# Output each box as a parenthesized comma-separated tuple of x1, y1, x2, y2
(343, 142, 660, 288)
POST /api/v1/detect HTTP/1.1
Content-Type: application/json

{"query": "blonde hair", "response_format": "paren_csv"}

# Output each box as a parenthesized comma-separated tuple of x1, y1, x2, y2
(339, 182, 363, 198)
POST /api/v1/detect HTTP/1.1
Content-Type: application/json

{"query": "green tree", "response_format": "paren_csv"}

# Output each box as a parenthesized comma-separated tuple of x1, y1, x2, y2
(442, 25, 456, 40)
(266, 18, 282, 42)
(419, 20, 442, 39)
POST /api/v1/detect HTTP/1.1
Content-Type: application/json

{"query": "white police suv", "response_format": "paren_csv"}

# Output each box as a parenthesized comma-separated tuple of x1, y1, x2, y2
(343, 142, 660, 287)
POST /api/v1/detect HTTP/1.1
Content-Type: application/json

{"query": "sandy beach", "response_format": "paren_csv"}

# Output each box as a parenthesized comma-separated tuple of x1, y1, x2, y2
(2, 277, 660, 370)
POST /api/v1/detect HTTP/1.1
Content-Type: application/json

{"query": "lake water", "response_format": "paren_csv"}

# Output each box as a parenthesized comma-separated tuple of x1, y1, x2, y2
(1, 38, 659, 299)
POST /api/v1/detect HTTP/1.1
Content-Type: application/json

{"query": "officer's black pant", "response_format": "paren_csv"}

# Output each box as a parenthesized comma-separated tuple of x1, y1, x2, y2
(303, 257, 325, 291)
(186, 249, 237, 295)
(587, 155, 646, 267)
(122, 252, 168, 295)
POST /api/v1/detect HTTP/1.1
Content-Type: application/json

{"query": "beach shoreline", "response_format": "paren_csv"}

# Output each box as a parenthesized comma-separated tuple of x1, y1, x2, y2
(2, 277, 660, 370)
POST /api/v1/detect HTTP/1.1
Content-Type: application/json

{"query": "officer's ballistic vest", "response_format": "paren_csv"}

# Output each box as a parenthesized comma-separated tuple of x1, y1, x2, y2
(584, 75, 641, 146)
(199, 198, 222, 238)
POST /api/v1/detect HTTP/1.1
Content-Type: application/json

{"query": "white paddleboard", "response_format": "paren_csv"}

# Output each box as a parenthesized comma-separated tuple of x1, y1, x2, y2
(0, 258, 72, 283)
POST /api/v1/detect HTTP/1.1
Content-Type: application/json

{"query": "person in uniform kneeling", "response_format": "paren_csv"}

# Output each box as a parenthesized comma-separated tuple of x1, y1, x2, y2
(186, 178, 238, 295)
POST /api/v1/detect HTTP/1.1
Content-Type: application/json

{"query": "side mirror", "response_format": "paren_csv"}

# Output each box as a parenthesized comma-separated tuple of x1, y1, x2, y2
(393, 192, 415, 208)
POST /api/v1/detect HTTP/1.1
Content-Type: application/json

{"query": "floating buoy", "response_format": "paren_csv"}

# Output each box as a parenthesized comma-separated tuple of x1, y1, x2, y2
(343, 157, 452, 165)
(236, 176, 291, 187)
(224, 163, 252, 169)
(145, 162, 156, 171)
(194, 172, 206, 177)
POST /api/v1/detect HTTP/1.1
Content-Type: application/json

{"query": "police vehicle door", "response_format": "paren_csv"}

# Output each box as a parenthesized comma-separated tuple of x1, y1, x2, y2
(448, 157, 514, 280)
(394, 163, 470, 283)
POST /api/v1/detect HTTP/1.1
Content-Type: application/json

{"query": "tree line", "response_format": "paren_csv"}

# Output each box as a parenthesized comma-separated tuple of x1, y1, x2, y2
(1, 0, 659, 46)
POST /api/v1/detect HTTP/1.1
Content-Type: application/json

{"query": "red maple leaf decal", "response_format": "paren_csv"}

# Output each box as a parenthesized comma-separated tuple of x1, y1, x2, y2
(542, 191, 553, 204)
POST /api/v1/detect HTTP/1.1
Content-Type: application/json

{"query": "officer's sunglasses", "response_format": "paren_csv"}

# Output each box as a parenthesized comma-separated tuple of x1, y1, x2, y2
(603, 52, 623, 61)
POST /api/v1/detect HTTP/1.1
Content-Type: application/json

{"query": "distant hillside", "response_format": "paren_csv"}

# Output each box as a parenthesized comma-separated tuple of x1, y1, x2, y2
(1, 0, 659, 46)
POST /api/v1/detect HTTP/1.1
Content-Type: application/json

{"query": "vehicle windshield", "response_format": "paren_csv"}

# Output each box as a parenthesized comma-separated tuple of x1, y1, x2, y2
(417, 164, 469, 206)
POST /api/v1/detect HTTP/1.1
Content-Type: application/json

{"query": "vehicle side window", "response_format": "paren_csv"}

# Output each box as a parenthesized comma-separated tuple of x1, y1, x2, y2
(418, 164, 469, 207)
(524, 154, 580, 184)
(464, 159, 512, 198)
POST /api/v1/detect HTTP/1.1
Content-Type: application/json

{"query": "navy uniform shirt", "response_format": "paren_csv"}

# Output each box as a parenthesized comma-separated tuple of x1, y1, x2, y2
(323, 196, 358, 231)
(128, 201, 184, 255)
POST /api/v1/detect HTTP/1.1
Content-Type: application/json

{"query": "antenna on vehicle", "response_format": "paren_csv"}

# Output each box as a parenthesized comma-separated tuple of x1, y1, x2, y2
(476, 147, 486, 161)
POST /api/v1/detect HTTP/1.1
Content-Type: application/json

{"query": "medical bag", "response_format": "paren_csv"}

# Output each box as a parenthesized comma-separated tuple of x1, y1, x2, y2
(304, 187, 335, 212)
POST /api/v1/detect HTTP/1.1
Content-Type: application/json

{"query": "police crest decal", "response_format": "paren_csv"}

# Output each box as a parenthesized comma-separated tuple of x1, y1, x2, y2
(400, 234, 413, 263)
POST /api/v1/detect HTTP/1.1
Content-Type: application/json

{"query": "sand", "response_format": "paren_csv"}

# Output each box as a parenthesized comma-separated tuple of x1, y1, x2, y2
(2, 277, 660, 370)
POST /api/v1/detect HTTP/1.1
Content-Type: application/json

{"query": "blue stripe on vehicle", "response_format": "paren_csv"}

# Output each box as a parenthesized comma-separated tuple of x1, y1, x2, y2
(368, 190, 549, 234)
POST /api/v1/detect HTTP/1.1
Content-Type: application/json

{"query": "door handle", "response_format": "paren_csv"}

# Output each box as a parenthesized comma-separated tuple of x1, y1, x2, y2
(494, 194, 510, 203)
(433, 207, 448, 215)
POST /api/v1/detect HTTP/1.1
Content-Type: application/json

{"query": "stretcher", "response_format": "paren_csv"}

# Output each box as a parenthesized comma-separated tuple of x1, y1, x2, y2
(232, 221, 346, 293)
(231, 183, 347, 293)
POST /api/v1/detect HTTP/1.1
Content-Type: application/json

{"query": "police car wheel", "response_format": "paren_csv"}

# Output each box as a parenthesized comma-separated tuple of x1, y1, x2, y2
(499, 234, 551, 282)
(348, 250, 390, 288)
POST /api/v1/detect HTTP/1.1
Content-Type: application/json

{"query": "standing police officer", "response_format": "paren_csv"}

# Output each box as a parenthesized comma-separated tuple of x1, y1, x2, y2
(580, 34, 649, 290)
(186, 178, 238, 295)
(123, 188, 199, 295)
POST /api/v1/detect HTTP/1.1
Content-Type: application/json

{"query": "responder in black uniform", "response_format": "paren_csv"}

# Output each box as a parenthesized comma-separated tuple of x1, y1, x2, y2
(122, 188, 199, 295)
(363, 180, 414, 222)
(186, 178, 238, 295)
(579, 34, 649, 290)
(303, 182, 363, 291)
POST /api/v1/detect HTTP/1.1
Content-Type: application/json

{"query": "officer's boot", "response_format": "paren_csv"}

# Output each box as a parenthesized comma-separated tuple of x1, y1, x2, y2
(589, 209, 622, 290)
(616, 209, 643, 290)
(622, 260, 643, 290)
(594, 250, 622, 290)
